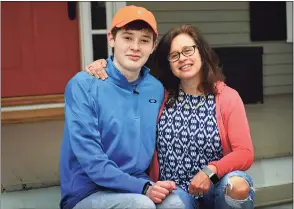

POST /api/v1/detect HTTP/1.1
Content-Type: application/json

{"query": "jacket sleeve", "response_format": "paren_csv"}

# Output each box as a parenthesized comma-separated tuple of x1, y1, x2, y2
(64, 77, 148, 193)
(209, 94, 254, 178)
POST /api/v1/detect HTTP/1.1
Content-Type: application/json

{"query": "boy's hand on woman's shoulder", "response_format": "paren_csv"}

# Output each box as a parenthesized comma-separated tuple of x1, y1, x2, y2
(84, 59, 108, 80)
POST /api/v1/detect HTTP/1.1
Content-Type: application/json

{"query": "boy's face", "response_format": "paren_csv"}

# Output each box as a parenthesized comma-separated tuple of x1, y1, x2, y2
(108, 29, 156, 73)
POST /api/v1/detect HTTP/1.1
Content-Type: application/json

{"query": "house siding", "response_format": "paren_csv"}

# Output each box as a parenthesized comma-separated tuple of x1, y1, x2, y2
(128, 1, 293, 95)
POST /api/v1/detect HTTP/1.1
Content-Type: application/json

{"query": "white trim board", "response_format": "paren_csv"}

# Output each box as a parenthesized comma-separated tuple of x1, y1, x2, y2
(286, 2, 293, 43)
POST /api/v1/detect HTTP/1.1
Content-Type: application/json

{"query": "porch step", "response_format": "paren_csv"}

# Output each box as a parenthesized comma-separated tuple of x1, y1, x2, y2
(0, 186, 293, 209)
(0, 186, 60, 209)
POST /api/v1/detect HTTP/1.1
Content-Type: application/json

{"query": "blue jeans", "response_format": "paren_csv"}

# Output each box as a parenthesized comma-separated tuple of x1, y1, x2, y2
(73, 170, 253, 209)
(173, 170, 254, 209)
(73, 189, 185, 209)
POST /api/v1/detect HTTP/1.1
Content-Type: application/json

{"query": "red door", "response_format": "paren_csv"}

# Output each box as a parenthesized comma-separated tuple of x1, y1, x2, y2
(1, 2, 81, 97)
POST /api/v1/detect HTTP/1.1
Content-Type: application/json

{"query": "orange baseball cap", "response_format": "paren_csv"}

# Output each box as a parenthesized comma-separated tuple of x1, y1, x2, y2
(110, 5, 158, 36)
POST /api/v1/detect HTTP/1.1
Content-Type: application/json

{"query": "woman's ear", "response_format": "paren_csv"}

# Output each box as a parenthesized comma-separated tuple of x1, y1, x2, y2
(107, 32, 115, 48)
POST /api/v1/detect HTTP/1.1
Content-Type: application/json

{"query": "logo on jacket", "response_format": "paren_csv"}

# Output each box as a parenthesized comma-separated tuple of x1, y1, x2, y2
(149, 99, 157, 103)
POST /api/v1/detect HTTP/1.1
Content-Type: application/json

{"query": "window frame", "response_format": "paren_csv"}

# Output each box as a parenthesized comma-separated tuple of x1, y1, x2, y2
(286, 1, 293, 43)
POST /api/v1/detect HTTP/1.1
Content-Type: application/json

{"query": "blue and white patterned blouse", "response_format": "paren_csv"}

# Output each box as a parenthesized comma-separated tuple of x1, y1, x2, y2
(157, 89, 223, 192)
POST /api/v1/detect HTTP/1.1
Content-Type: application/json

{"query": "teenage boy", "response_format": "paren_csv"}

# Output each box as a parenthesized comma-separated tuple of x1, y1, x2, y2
(59, 5, 185, 209)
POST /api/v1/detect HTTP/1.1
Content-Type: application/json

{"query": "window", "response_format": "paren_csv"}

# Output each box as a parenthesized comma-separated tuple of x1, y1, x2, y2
(78, 2, 126, 67)
(249, 2, 287, 41)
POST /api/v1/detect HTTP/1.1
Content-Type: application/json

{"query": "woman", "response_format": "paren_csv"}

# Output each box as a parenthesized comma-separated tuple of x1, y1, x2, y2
(84, 24, 255, 209)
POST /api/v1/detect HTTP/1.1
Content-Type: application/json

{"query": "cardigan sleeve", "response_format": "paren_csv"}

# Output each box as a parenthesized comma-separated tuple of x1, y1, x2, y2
(209, 94, 254, 178)
(146, 90, 168, 182)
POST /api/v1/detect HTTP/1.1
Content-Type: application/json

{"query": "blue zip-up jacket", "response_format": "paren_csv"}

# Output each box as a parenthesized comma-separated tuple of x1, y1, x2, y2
(59, 57, 164, 209)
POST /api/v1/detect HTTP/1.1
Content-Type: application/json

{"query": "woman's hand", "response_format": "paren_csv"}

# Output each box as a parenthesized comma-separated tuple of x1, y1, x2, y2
(84, 59, 108, 80)
(146, 181, 176, 203)
(188, 165, 217, 196)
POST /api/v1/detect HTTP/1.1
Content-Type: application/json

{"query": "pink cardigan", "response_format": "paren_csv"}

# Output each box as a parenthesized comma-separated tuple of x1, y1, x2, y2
(148, 81, 254, 181)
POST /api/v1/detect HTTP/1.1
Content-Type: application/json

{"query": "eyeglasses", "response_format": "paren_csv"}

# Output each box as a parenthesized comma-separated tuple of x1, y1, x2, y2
(167, 45, 197, 63)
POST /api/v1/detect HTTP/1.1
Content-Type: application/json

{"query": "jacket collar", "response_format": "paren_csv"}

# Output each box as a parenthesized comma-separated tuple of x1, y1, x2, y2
(105, 56, 150, 91)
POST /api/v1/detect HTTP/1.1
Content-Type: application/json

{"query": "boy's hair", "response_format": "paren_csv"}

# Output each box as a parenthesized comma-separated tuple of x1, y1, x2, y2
(111, 20, 157, 54)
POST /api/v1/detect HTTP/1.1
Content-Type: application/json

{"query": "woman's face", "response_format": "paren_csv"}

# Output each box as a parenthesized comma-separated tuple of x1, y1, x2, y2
(168, 33, 202, 82)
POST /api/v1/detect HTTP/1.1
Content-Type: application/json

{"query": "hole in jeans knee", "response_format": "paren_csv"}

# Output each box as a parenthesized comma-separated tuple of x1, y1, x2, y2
(225, 176, 253, 201)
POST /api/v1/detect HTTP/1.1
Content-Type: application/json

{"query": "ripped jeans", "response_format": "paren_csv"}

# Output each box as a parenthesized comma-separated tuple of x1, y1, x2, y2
(173, 170, 254, 209)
